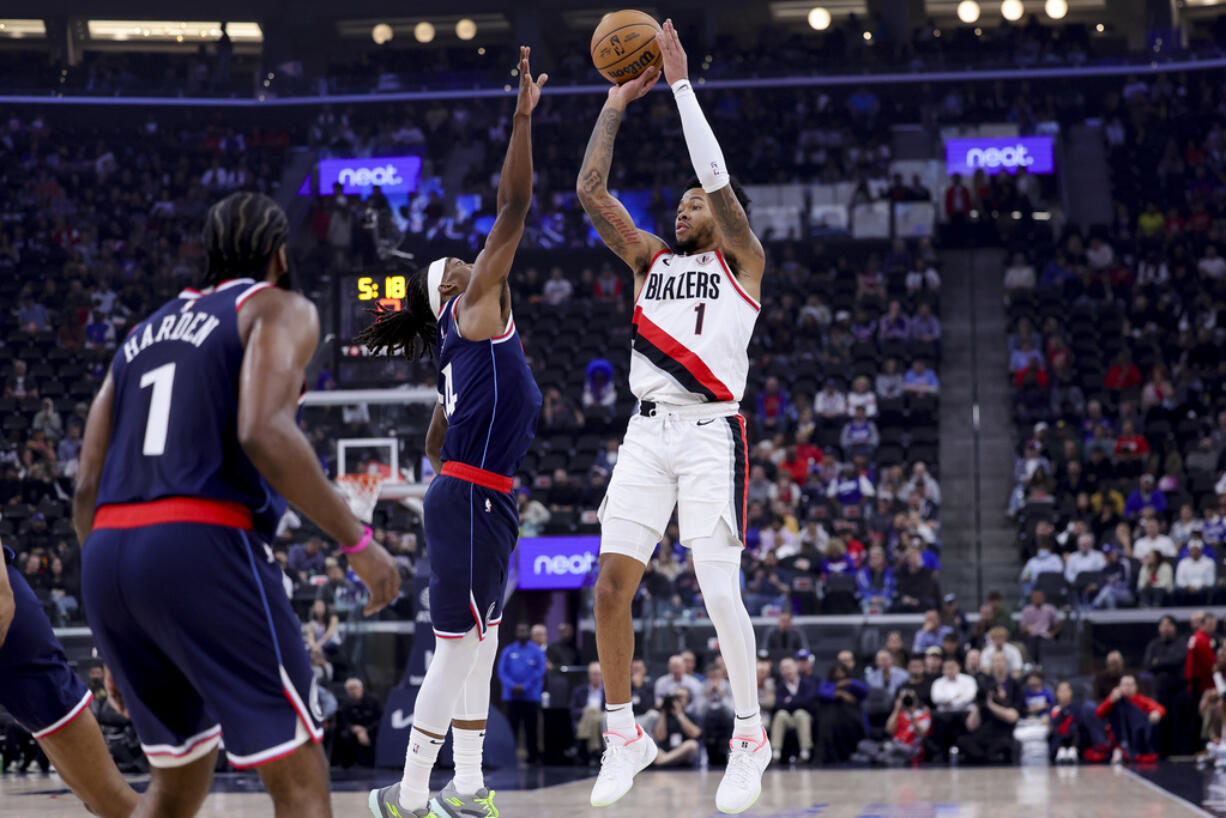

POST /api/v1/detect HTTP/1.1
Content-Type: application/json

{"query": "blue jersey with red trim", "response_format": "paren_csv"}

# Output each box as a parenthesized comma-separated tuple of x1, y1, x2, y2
(95, 278, 287, 537)
(436, 296, 541, 478)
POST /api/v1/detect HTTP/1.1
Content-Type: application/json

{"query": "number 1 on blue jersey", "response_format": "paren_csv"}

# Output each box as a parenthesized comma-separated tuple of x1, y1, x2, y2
(139, 362, 175, 456)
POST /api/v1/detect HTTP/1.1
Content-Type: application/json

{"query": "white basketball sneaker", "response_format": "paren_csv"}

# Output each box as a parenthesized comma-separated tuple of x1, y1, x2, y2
(589, 724, 659, 807)
(716, 728, 771, 814)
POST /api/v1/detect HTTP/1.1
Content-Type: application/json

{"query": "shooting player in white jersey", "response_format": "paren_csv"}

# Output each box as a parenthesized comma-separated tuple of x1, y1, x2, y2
(576, 19, 770, 815)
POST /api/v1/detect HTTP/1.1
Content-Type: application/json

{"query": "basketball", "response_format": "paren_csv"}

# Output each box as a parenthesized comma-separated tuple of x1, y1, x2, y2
(590, 10, 663, 85)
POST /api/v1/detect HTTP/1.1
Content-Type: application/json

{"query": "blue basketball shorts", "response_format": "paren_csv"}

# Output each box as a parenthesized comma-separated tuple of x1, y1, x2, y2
(0, 563, 93, 739)
(82, 501, 323, 769)
(423, 468, 519, 642)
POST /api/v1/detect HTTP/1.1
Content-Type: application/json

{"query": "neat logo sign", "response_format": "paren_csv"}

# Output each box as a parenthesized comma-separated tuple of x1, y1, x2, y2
(338, 164, 403, 187)
(315, 155, 423, 195)
(534, 552, 597, 576)
(517, 536, 600, 590)
(945, 137, 1054, 176)
(966, 145, 1033, 169)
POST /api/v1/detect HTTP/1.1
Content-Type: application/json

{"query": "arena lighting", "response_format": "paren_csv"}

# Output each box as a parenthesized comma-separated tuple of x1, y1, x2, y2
(86, 20, 262, 42)
(371, 23, 393, 44)
(862, 30, 872, 40)
(1044, 0, 1068, 19)
(807, 7, 831, 30)
(1095, 22, 1104, 31)
(455, 18, 477, 39)
(956, 1, 981, 24)
(0, 19, 46, 39)
(414, 21, 435, 43)
(1001, 0, 1024, 21)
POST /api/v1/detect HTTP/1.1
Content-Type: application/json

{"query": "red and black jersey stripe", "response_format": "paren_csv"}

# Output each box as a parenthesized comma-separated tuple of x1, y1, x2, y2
(632, 308, 734, 402)
(725, 414, 749, 542)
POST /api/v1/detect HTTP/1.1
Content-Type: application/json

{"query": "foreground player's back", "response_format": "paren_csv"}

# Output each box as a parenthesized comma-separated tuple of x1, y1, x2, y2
(95, 278, 285, 534)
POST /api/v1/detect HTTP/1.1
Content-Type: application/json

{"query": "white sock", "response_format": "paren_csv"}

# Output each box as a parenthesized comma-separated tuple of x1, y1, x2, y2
(605, 702, 635, 734)
(734, 712, 763, 739)
(400, 727, 444, 810)
(452, 727, 486, 794)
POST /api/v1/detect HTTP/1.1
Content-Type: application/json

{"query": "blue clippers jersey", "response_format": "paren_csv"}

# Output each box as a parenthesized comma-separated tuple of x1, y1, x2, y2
(95, 279, 287, 536)
(436, 297, 541, 476)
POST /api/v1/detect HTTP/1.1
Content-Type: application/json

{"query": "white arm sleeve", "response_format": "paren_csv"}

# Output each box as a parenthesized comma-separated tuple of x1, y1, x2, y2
(671, 79, 730, 193)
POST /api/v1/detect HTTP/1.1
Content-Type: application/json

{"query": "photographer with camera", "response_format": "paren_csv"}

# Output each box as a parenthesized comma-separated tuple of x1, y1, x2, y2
(854, 687, 932, 765)
(652, 687, 703, 768)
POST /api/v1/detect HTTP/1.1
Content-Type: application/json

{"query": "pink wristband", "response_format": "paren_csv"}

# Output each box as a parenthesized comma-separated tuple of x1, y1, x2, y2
(339, 525, 372, 556)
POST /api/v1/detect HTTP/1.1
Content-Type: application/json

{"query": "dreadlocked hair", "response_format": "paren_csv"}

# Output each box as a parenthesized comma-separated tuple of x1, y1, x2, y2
(684, 175, 751, 215)
(202, 192, 289, 287)
(353, 267, 438, 361)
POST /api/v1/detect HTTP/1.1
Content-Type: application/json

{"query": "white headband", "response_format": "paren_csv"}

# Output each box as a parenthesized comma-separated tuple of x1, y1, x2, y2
(427, 257, 448, 317)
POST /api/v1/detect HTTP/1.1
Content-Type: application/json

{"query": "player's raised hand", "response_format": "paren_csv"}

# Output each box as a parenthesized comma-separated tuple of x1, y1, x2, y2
(659, 19, 689, 85)
(515, 46, 548, 116)
(607, 64, 660, 109)
(348, 541, 402, 616)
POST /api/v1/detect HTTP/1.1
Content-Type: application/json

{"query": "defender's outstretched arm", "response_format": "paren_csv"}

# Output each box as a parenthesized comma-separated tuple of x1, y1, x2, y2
(465, 47, 547, 311)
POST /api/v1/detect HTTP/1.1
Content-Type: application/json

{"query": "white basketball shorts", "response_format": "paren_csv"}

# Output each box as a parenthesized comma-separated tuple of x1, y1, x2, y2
(597, 401, 749, 565)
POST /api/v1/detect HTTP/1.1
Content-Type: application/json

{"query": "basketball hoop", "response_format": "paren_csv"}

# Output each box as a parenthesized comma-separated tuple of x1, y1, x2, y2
(336, 473, 386, 524)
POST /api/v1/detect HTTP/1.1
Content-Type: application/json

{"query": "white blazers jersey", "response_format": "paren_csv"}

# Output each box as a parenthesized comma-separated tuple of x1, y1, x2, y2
(630, 249, 760, 405)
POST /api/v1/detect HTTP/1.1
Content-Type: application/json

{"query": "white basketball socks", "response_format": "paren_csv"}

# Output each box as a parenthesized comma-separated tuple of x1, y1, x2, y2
(400, 727, 444, 810)
(605, 702, 636, 734)
(452, 727, 486, 794)
(735, 712, 764, 739)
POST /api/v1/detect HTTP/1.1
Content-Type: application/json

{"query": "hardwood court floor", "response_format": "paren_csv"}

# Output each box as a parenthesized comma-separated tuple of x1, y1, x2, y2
(1, 765, 1212, 817)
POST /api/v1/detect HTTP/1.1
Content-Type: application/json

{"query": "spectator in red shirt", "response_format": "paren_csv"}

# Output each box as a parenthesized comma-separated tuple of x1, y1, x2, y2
(795, 431, 824, 473)
(780, 447, 810, 484)
(756, 376, 791, 436)
(1094, 675, 1165, 763)
(945, 174, 972, 218)
(594, 264, 623, 300)
(1013, 359, 1049, 390)
(1105, 353, 1142, 391)
(1165, 208, 1185, 236)
(1113, 420, 1150, 460)
(1187, 612, 1217, 697)
(944, 174, 972, 246)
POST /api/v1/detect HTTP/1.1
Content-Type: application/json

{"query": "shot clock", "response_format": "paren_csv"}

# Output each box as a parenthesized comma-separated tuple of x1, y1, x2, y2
(356, 274, 409, 311)
(336, 271, 418, 385)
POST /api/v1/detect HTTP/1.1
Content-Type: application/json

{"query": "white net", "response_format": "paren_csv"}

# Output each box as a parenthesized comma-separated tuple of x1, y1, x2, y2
(336, 473, 385, 524)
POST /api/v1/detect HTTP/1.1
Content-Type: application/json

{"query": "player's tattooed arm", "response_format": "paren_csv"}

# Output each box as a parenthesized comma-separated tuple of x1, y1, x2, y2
(707, 185, 766, 278)
(577, 76, 667, 275)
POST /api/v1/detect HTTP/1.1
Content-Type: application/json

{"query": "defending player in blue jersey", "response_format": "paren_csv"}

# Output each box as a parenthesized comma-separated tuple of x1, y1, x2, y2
(364, 47, 545, 818)
(0, 539, 139, 816)
(73, 191, 400, 818)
